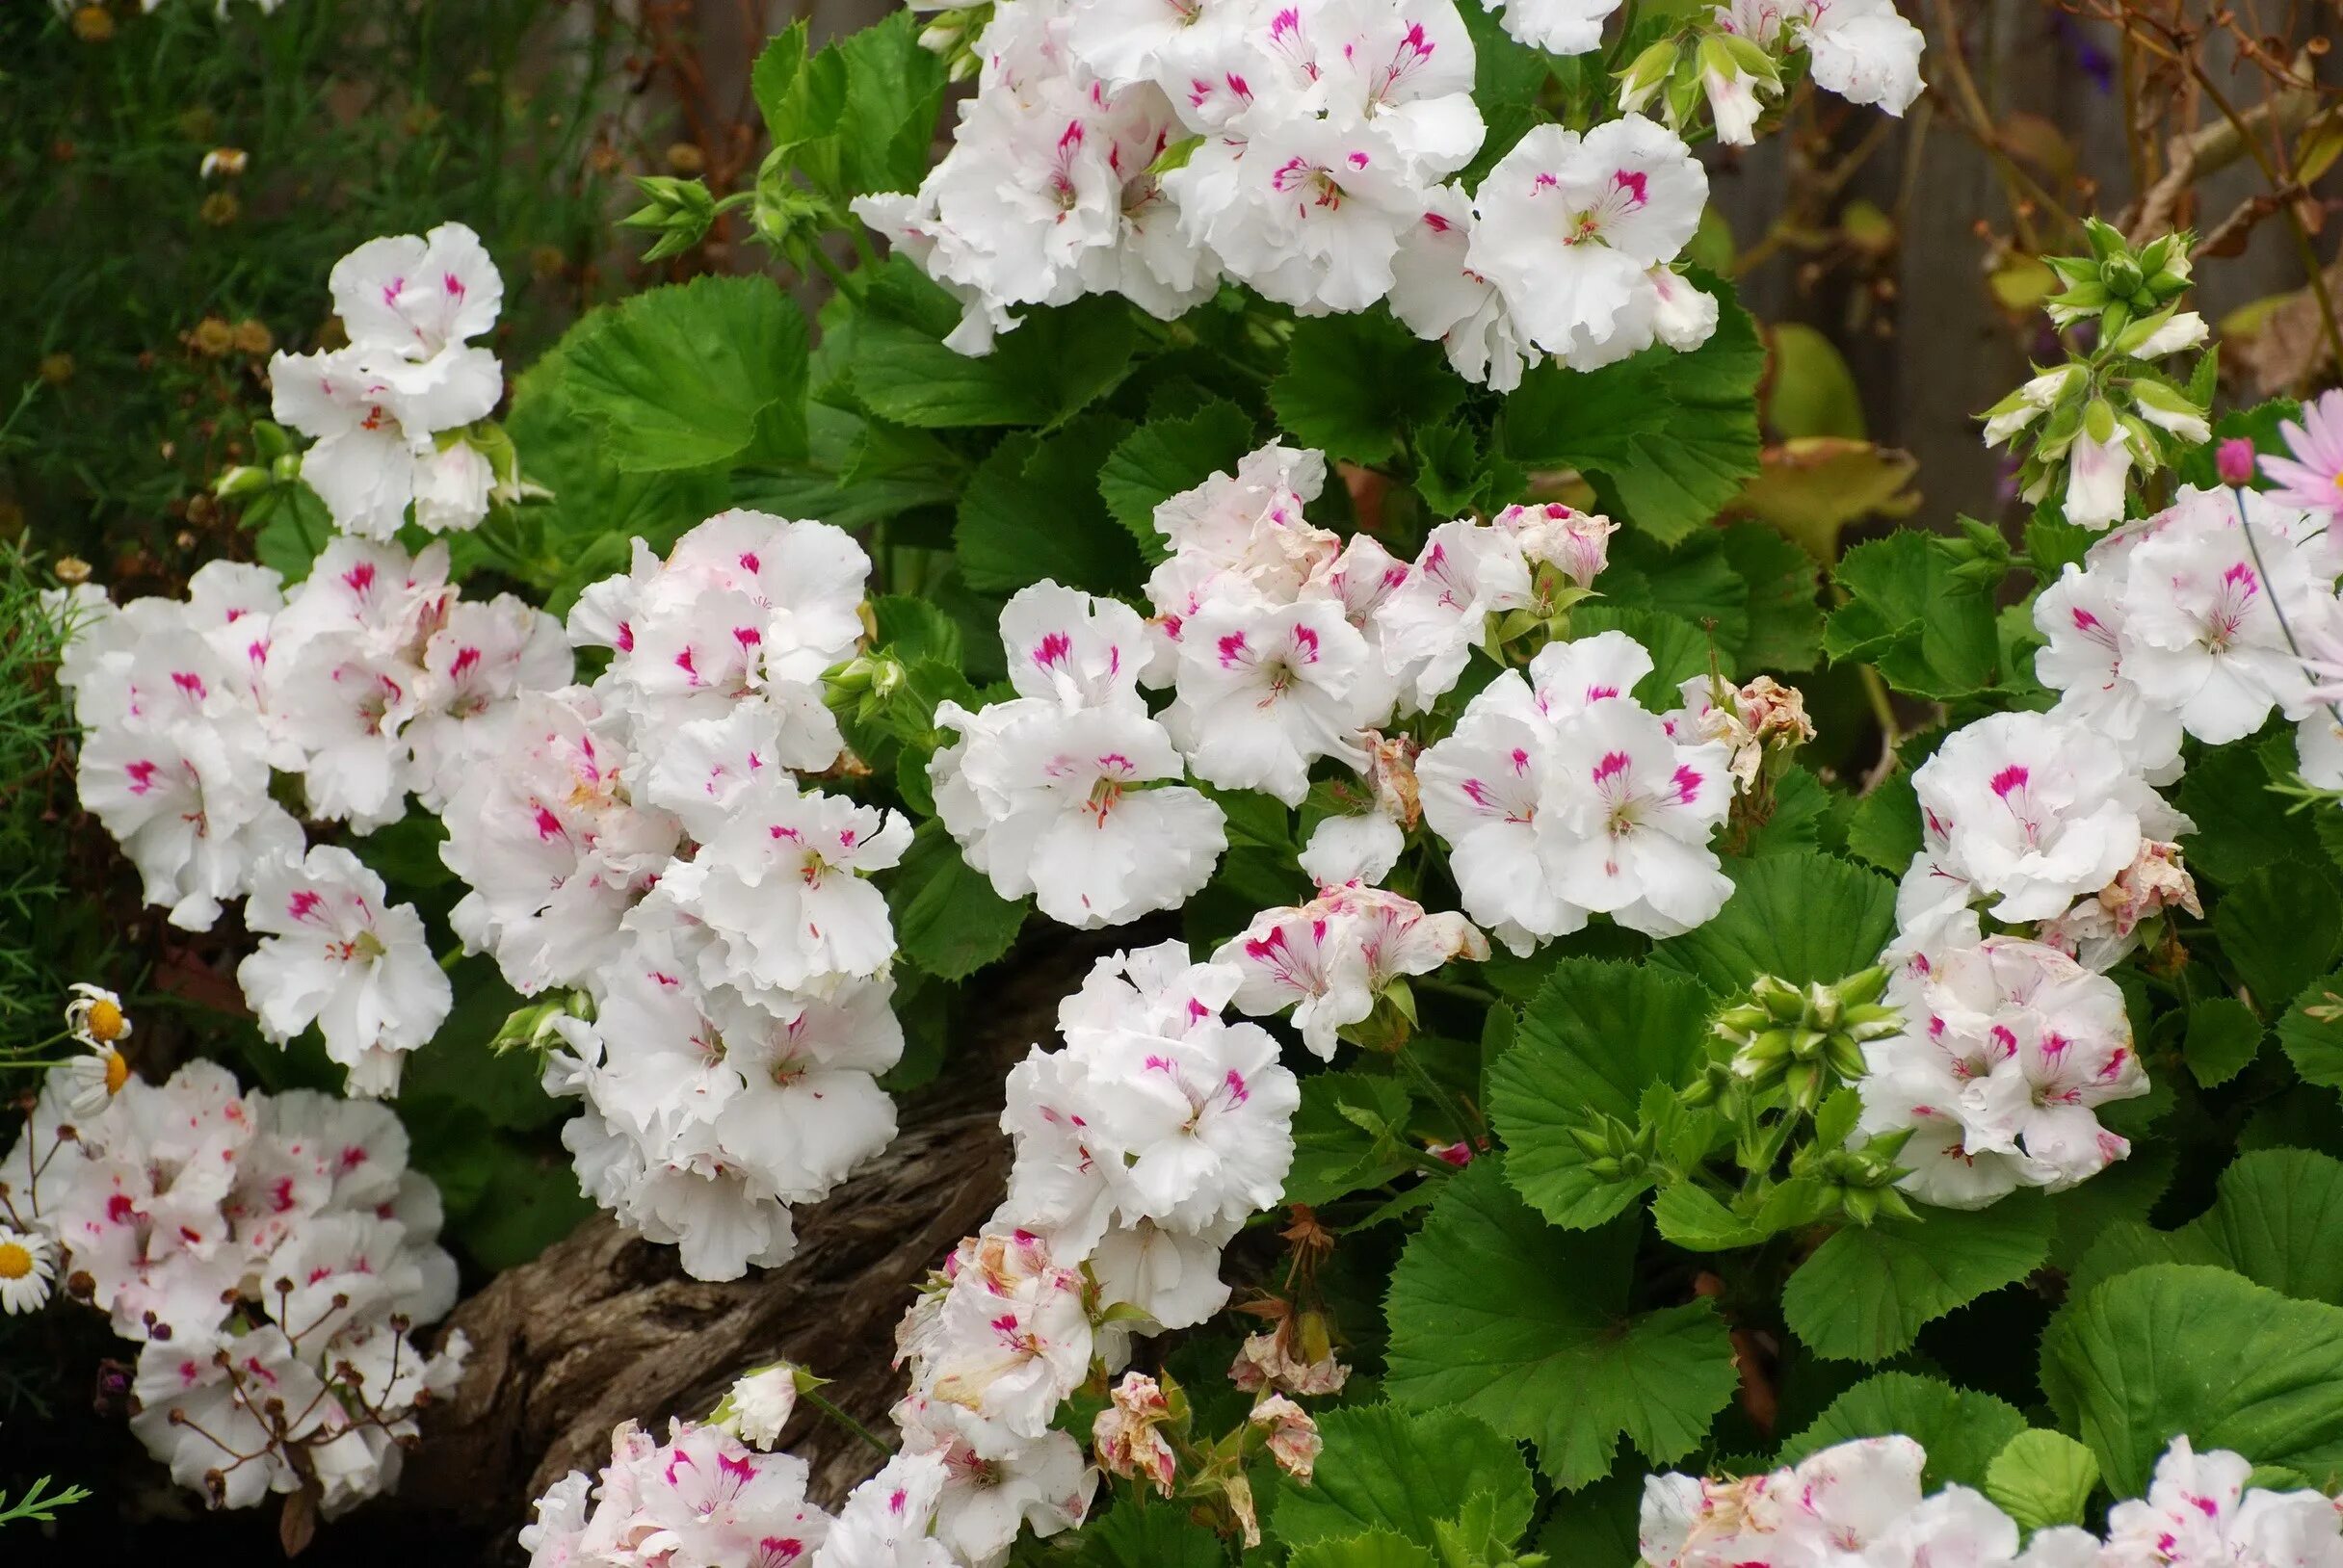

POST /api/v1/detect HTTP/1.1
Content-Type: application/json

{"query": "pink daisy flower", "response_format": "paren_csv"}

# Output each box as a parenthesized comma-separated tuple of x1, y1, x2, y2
(2260, 387, 2343, 521)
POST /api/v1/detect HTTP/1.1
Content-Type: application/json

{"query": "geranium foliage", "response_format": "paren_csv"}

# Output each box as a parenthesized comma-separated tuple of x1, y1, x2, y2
(13, 0, 2343, 1564)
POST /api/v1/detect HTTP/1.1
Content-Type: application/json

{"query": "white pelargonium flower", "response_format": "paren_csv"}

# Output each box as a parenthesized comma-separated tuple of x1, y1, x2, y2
(1469, 118, 1708, 371)
(238, 847, 453, 1098)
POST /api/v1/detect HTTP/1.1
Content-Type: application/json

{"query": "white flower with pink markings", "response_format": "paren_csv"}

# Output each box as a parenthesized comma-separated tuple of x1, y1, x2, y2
(1902, 709, 2192, 928)
(271, 223, 509, 539)
(1216, 882, 1485, 1057)
(1468, 117, 1709, 370)
(1418, 630, 1734, 952)
(1161, 594, 1383, 804)
(238, 846, 452, 1098)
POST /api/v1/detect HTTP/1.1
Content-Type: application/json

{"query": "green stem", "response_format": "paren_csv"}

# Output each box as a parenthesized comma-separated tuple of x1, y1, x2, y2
(805, 242, 864, 303)
(1392, 1040, 1481, 1145)
(803, 1388, 891, 1457)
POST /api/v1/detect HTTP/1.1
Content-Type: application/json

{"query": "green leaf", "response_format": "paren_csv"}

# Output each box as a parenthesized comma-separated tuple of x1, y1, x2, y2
(956, 413, 1146, 595)
(1780, 1190, 2057, 1362)
(2040, 1263, 2343, 1495)
(1718, 522, 1824, 672)
(2278, 967, 2343, 1092)
(494, 344, 731, 612)
(845, 267, 1140, 429)
(1652, 851, 1898, 991)
(1778, 1372, 2029, 1492)
(2049, 1142, 2177, 1272)
(1288, 1531, 1438, 1568)
(1651, 1182, 1773, 1252)
(448, 1137, 601, 1273)
(1986, 1429, 2101, 1530)
(559, 274, 809, 472)
(2184, 996, 2264, 1089)
(754, 13, 947, 201)
(1500, 280, 1763, 545)
(1098, 400, 1258, 560)
(884, 820, 1028, 980)
(1823, 532, 2003, 699)
(1288, 1072, 1417, 1207)
(1488, 959, 1717, 1229)
(1271, 313, 1465, 466)
(1598, 530, 1751, 656)
(1271, 1403, 1535, 1550)
(2215, 863, 2343, 1012)
(2025, 518, 2098, 582)
(1073, 1493, 1232, 1568)
(869, 594, 965, 666)
(1844, 770, 1922, 874)
(2070, 1148, 2343, 1309)
(1384, 1162, 1740, 1488)
(2173, 742, 2304, 886)
(1532, 1470, 1643, 1568)
(1410, 418, 1524, 518)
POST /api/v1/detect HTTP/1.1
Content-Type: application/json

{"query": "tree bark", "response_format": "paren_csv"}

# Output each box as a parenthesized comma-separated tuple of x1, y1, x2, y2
(399, 939, 1104, 1550)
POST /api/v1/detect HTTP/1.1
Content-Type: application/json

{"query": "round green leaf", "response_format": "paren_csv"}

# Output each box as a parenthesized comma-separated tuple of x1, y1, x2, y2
(1781, 1190, 2057, 1362)
(2040, 1263, 2343, 1496)
(1778, 1372, 2029, 1492)
(1384, 1162, 1739, 1489)
(1488, 958, 1717, 1229)
(1986, 1429, 2100, 1531)
(1652, 850, 1898, 991)
(1268, 1403, 1534, 1551)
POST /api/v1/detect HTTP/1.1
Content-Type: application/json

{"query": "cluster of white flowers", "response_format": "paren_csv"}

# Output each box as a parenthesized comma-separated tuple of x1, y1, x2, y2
(857, 0, 1782, 384)
(56, 536, 565, 1092)
(705, 939, 1321, 1568)
(519, 1416, 832, 1568)
(1848, 472, 2343, 1205)
(0, 1059, 463, 1515)
(1640, 1433, 2343, 1568)
(935, 439, 1724, 961)
(994, 941, 1301, 1330)
(2030, 483, 2343, 789)
(1851, 703, 2187, 1206)
(271, 222, 512, 539)
(433, 510, 912, 1282)
(1417, 630, 1738, 953)
(1858, 930, 2147, 1209)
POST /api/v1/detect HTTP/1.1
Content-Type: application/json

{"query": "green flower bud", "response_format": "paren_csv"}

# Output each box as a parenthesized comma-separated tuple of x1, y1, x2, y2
(619, 174, 720, 263)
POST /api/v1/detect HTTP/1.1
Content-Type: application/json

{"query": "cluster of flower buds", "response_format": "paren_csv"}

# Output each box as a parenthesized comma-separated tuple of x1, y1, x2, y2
(2043, 220, 2197, 341)
(1982, 222, 2212, 528)
(617, 173, 725, 263)
(1715, 968, 1900, 1115)
(1616, 28, 1784, 147)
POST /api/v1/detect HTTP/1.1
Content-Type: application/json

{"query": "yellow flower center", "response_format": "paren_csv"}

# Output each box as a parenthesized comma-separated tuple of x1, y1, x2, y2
(86, 999, 125, 1044)
(0, 1242, 32, 1281)
(103, 1049, 129, 1095)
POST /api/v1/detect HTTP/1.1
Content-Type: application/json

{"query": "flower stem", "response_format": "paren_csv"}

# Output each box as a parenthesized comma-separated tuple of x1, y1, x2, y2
(803, 1388, 891, 1457)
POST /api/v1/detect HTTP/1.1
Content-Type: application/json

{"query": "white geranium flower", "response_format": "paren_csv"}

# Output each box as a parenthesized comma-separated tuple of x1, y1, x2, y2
(1469, 118, 1707, 370)
(931, 698, 1226, 928)
(1905, 710, 2191, 925)
(238, 846, 453, 1098)
(1161, 594, 1382, 804)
